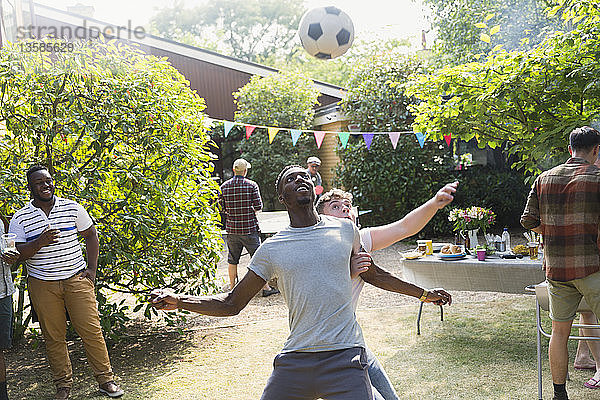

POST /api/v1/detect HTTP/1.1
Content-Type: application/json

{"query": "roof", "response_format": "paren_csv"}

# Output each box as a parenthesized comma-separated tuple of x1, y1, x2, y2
(31, 3, 346, 102)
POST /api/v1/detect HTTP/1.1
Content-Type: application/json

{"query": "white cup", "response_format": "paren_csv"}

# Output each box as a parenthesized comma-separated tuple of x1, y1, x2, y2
(0, 233, 17, 253)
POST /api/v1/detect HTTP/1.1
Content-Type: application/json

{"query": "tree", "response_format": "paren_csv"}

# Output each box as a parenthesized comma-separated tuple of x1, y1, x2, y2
(150, 0, 305, 63)
(232, 71, 321, 209)
(407, 0, 600, 179)
(336, 50, 455, 230)
(424, 0, 561, 66)
(264, 36, 414, 87)
(0, 38, 222, 338)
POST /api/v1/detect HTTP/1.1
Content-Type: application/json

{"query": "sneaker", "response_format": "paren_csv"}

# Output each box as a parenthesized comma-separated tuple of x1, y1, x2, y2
(99, 381, 124, 398)
(262, 288, 280, 297)
(55, 387, 70, 400)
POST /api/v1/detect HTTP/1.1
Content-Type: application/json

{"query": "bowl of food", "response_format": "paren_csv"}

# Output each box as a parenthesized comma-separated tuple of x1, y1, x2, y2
(512, 244, 529, 256)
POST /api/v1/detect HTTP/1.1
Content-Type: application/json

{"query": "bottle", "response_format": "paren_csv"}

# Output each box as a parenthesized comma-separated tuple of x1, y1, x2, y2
(502, 228, 511, 251)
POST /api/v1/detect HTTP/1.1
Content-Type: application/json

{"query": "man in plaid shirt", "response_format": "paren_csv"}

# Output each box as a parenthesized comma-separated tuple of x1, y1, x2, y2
(219, 159, 279, 297)
(521, 126, 600, 399)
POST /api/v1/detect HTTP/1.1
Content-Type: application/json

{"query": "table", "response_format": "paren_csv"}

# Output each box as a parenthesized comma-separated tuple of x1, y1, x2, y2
(256, 211, 290, 235)
(402, 254, 545, 334)
(402, 254, 545, 294)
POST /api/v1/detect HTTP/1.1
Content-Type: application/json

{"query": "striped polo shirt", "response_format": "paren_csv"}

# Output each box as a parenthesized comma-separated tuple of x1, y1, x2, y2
(9, 197, 93, 281)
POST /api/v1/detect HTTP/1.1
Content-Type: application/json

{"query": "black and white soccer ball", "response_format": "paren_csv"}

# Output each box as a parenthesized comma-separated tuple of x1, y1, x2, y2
(298, 6, 354, 60)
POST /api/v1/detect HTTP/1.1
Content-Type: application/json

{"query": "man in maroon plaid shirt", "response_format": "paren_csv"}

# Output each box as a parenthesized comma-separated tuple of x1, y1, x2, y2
(521, 126, 600, 399)
(219, 159, 279, 297)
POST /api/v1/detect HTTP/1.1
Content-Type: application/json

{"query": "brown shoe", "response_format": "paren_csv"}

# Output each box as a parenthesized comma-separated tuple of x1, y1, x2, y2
(99, 381, 124, 398)
(55, 387, 70, 400)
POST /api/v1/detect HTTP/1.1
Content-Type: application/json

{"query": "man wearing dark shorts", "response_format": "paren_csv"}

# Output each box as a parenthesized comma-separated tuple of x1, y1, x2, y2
(219, 158, 278, 296)
(152, 165, 373, 399)
(0, 215, 20, 400)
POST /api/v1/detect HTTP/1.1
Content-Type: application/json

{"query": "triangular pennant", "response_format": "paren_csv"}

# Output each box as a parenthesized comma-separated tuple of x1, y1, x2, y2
(224, 121, 234, 138)
(290, 129, 302, 146)
(415, 132, 427, 148)
(338, 132, 350, 148)
(362, 133, 374, 149)
(388, 132, 400, 149)
(444, 134, 452, 147)
(314, 131, 326, 149)
(245, 125, 256, 140)
(268, 127, 279, 144)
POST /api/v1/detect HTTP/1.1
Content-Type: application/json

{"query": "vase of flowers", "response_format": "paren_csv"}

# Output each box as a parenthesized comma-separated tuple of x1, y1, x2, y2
(449, 206, 496, 249)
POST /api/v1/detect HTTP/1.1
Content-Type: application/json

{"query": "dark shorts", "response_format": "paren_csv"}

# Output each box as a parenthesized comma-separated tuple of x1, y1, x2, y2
(0, 295, 13, 350)
(226, 232, 261, 265)
(260, 347, 372, 400)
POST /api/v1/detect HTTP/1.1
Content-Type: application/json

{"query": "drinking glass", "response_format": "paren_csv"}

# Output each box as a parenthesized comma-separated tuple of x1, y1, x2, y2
(0, 233, 17, 254)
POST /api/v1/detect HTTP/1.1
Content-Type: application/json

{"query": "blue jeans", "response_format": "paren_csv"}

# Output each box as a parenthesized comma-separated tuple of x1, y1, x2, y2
(366, 347, 400, 400)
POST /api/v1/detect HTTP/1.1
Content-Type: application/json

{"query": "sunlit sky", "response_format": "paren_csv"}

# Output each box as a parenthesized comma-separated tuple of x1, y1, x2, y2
(35, 0, 432, 46)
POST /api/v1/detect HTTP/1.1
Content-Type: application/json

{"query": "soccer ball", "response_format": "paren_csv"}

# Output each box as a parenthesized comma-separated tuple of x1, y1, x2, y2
(298, 6, 354, 60)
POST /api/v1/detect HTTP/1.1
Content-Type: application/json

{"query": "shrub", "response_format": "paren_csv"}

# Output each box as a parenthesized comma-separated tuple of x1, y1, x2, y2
(0, 38, 222, 338)
(233, 71, 321, 209)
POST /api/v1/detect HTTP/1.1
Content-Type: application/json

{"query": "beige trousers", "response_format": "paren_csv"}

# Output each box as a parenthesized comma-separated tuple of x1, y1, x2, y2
(28, 275, 114, 389)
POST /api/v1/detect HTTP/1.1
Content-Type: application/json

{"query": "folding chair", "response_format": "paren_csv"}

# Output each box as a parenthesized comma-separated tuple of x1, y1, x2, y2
(526, 282, 600, 400)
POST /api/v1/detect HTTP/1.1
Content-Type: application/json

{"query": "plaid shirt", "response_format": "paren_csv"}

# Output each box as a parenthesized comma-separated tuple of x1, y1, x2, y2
(521, 157, 600, 281)
(219, 175, 262, 235)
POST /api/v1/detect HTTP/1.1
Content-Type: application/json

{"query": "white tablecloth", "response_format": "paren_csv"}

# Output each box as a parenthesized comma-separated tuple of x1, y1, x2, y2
(402, 255, 545, 294)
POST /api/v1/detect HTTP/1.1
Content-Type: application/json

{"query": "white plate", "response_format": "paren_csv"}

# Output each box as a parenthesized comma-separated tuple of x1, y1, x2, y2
(438, 252, 466, 260)
(402, 251, 423, 260)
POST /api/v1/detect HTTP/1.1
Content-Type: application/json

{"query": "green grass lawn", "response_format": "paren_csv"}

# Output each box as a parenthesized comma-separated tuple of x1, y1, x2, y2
(10, 296, 598, 399)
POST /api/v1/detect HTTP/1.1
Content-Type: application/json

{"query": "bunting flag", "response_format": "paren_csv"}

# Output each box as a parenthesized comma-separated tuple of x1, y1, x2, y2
(444, 134, 452, 147)
(314, 131, 326, 149)
(202, 116, 457, 153)
(388, 132, 400, 149)
(268, 127, 279, 144)
(245, 125, 256, 140)
(362, 133, 374, 149)
(290, 129, 302, 146)
(415, 132, 427, 148)
(338, 132, 350, 148)
(224, 121, 234, 138)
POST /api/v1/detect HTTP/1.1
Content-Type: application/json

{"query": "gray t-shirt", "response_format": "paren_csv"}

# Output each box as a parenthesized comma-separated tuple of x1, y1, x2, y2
(248, 215, 365, 353)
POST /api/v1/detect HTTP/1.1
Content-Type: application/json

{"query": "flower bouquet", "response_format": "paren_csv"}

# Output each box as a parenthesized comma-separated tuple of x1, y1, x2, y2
(448, 206, 496, 233)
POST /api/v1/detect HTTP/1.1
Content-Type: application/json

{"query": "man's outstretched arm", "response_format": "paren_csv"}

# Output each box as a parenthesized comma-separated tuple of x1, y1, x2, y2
(368, 181, 458, 251)
(354, 253, 451, 305)
(150, 270, 267, 316)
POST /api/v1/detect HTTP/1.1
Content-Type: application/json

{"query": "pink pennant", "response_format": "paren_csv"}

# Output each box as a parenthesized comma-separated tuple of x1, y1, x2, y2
(388, 132, 400, 149)
(444, 134, 452, 147)
(314, 131, 326, 149)
(245, 125, 256, 140)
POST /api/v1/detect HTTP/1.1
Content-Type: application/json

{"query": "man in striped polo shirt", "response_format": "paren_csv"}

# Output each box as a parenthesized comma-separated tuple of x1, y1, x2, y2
(521, 126, 600, 400)
(9, 165, 123, 400)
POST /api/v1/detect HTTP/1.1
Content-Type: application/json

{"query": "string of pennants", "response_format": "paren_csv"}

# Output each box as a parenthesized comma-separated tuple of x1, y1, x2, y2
(206, 117, 453, 150)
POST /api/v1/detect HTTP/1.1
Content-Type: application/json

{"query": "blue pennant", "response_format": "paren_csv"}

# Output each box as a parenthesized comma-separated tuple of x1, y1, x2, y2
(415, 132, 427, 148)
(224, 121, 234, 137)
(290, 129, 302, 146)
